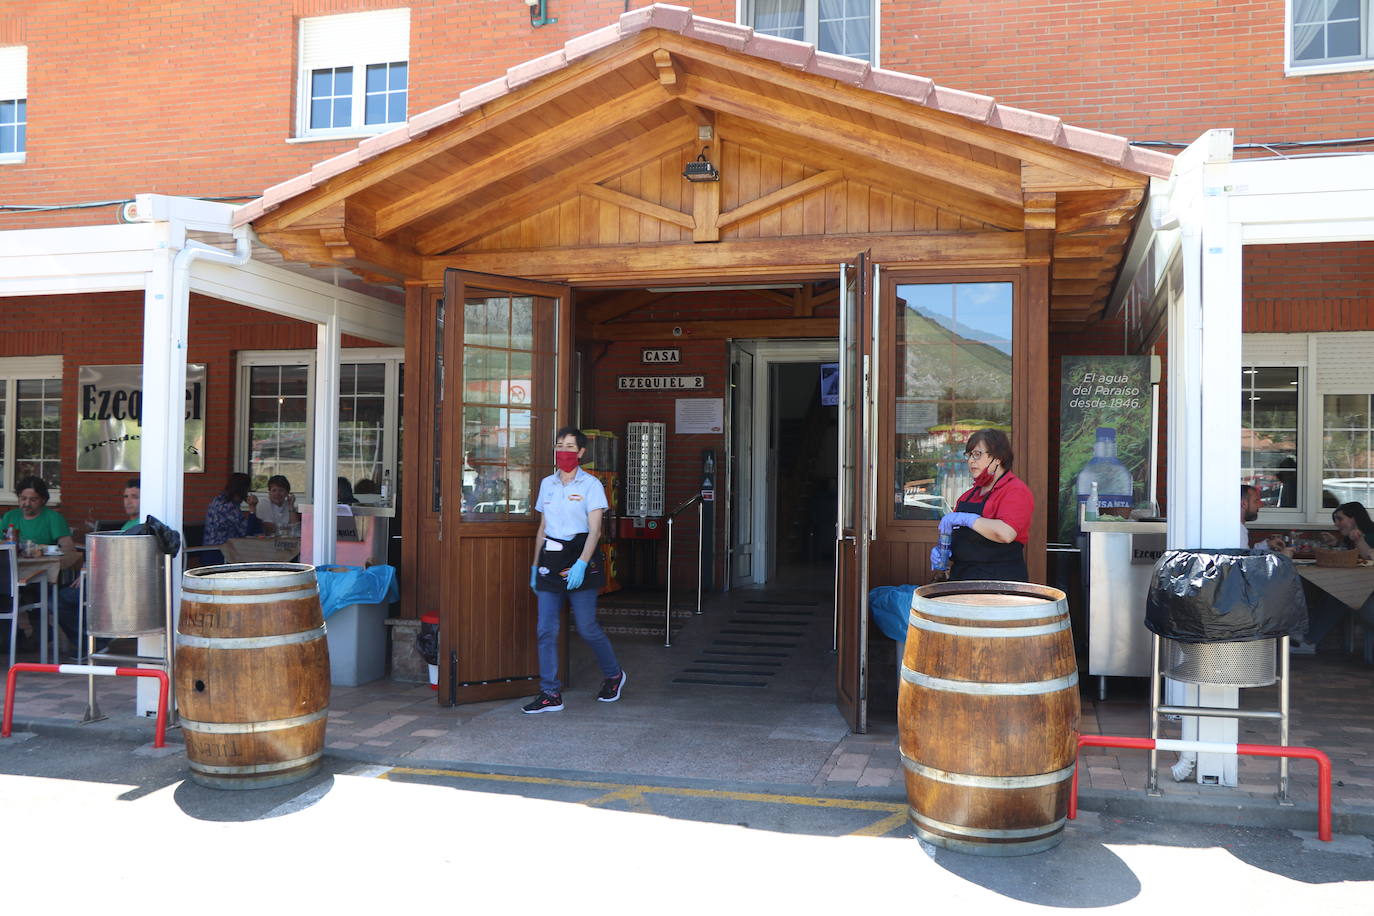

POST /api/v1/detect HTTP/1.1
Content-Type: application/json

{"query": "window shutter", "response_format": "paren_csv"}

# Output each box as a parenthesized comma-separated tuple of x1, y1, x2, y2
(1315, 332, 1374, 391)
(300, 8, 410, 70)
(1242, 333, 1308, 366)
(0, 45, 26, 98)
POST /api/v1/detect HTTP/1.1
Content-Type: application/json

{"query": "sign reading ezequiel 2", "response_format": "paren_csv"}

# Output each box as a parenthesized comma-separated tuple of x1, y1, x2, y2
(77, 364, 206, 472)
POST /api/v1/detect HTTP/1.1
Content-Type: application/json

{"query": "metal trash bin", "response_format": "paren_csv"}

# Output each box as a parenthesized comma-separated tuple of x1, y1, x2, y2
(87, 532, 165, 636)
(1163, 638, 1277, 688)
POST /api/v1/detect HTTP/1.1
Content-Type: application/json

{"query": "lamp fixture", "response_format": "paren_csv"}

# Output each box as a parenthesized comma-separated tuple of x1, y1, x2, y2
(682, 147, 720, 182)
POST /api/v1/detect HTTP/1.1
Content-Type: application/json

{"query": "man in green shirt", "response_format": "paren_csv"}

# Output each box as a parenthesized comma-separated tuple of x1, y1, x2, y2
(2, 476, 73, 549)
(51, 477, 139, 657)
(119, 477, 140, 531)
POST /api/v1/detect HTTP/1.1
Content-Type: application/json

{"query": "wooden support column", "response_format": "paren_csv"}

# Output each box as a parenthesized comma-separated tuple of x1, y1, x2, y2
(693, 179, 721, 242)
(1023, 192, 1054, 585)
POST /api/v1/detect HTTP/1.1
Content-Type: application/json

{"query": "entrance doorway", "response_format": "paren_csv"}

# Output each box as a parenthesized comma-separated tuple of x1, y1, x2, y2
(727, 340, 840, 589)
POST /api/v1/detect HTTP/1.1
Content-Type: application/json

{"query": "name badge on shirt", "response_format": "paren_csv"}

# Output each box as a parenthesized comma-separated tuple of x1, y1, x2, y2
(567, 494, 583, 501)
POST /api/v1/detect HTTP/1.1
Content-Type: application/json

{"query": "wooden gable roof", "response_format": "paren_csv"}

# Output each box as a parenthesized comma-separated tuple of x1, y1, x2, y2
(238, 5, 1172, 324)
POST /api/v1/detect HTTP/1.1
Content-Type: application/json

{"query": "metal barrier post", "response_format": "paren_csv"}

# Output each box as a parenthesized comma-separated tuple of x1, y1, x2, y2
(665, 515, 675, 647)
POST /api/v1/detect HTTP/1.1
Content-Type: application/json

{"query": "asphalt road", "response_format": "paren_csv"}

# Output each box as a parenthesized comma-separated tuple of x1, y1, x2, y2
(3, 726, 1371, 913)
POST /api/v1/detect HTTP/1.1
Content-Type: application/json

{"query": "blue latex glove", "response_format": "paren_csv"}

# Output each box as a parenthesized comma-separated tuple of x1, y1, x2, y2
(565, 559, 588, 591)
(529, 565, 539, 590)
(938, 511, 980, 536)
(930, 545, 951, 571)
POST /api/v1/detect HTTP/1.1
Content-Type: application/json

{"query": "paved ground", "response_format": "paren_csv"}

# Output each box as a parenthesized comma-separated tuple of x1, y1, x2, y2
(1, 726, 1370, 913)
(4, 570, 1372, 836)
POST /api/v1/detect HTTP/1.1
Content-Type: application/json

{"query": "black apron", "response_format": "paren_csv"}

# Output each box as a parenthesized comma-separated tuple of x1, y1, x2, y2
(534, 532, 605, 593)
(950, 486, 1028, 583)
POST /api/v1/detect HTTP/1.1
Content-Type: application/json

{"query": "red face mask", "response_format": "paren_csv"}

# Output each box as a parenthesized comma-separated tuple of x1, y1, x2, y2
(555, 450, 580, 473)
(972, 462, 999, 488)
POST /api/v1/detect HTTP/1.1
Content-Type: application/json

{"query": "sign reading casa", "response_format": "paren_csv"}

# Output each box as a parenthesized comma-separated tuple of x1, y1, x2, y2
(77, 364, 207, 472)
(617, 375, 705, 391)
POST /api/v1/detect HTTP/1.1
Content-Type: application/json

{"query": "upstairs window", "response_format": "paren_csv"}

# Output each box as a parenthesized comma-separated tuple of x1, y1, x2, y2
(1289, 0, 1372, 71)
(297, 9, 410, 139)
(746, 0, 876, 63)
(0, 45, 26, 162)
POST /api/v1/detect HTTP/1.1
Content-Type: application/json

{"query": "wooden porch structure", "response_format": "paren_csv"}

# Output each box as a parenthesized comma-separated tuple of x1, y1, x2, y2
(238, 6, 1171, 724)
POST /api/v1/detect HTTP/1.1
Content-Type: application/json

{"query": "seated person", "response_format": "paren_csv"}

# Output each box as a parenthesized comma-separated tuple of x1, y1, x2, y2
(117, 476, 141, 531)
(1285, 502, 1374, 655)
(0, 476, 73, 655)
(55, 477, 140, 656)
(2, 475, 75, 550)
(201, 472, 262, 565)
(254, 474, 298, 535)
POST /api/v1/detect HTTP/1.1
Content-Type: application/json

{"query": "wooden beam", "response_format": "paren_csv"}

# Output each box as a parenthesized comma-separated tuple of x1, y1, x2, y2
(416, 119, 695, 254)
(583, 316, 839, 341)
(662, 34, 1153, 188)
(374, 82, 676, 237)
(717, 114, 1022, 229)
(1022, 192, 1056, 231)
(578, 183, 694, 230)
(654, 48, 680, 90)
(1053, 237, 1123, 259)
(422, 231, 1028, 283)
(333, 229, 425, 281)
(579, 289, 671, 324)
(253, 33, 664, 232)
(792, 284, 814, 317)
(679, 75, 1023, 219)
(717, 170, 843, 230)
(692, 180, 721, 242)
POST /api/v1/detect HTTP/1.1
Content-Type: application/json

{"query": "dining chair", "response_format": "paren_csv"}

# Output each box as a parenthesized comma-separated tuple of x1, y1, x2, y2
(1, 543, 47, 669)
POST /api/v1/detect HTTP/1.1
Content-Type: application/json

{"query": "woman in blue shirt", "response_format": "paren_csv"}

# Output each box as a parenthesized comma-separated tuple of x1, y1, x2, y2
(522, 427, 625, 714)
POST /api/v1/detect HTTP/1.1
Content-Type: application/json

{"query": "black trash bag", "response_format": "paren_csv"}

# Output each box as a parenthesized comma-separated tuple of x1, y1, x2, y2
(416, 618, 440, 667)
(1145, 548, 1307, 643)
(120, 515, 183, 557)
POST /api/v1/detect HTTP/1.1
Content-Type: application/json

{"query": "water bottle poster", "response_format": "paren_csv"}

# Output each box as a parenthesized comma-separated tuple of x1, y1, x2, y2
(1057, 356, 1150, 541)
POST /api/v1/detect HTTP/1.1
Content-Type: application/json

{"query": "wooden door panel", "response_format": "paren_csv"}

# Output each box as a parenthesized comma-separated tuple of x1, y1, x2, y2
(437, 269, 571, 705)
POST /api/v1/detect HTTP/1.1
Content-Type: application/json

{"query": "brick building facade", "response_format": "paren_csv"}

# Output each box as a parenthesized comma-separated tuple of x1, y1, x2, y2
(1, 0, 1369, 537)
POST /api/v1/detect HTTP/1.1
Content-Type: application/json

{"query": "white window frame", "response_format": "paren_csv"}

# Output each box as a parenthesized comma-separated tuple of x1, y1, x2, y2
(1285, 0, 1374, 76)
(1244, 331, 1374, 524)
(0, 356, 63, 505)
(738, 0, 881, 65)
(0, 44, 27, 164)
(295, 8, 410, 141)
(235, 349, 403, 503)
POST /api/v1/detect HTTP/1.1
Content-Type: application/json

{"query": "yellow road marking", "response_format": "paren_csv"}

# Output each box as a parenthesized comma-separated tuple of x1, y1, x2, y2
(584, 786, 654, 813)
(383, 766, 905, 815)
(847, 810, 910, 837)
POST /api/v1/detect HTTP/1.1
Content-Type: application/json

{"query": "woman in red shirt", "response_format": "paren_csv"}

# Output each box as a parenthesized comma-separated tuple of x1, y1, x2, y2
(931, 429, 1035, 582)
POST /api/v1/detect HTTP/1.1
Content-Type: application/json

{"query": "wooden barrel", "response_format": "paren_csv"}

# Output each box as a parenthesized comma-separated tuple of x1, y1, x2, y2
(899, 580, 1079, 856)
(176, 563, 329, 790)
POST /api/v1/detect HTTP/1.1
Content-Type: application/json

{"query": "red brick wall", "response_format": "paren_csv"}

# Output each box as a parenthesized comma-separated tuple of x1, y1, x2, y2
(881, 2, 1374, 146)
(0, 291, 382, 528)
(0, 0, 729, 231)
(1244, 242, 1374, 331)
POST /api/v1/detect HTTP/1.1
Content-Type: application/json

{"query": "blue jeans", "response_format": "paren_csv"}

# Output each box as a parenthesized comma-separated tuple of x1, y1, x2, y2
(536, 586, 620, 695)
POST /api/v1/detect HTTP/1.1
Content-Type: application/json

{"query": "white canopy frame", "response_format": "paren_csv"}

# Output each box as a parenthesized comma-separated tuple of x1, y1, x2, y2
(0, 194, 404, 712)
(1119, 130, 1374, 785)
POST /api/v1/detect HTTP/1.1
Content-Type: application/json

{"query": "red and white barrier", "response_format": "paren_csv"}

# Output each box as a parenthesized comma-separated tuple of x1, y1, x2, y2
(2, 663, 169, 749)
(1068, 733, 1333, 841)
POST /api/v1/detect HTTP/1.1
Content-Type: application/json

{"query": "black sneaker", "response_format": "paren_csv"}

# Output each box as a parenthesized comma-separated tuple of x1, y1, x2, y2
(521, 692, 564, 714)
(596, 669, 627, 702)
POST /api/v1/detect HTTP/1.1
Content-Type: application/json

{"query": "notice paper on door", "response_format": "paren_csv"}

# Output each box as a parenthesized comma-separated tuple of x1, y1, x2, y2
(675, 398, 723, 434)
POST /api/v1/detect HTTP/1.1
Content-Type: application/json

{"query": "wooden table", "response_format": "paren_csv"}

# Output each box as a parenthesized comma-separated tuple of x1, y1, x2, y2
(16, 549, 84, 663)
(221, 536, 301, 565)
(1296, 563, 1374, 611)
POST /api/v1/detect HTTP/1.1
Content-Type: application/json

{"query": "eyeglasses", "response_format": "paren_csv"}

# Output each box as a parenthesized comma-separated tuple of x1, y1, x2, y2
(964, 450, 988, 461)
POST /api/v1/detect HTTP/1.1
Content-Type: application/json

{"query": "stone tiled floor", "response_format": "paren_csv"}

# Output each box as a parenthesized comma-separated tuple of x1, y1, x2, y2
(4, 627, 1371, 823)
